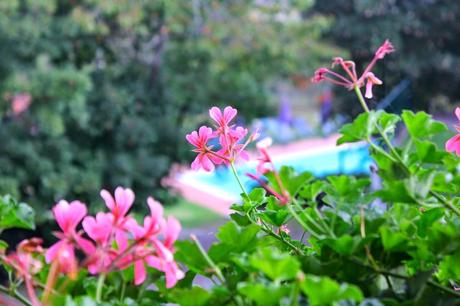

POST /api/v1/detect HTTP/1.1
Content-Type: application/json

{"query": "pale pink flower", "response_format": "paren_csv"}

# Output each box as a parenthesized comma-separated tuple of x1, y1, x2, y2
(375, 39, 395, 59)
(11, 93, 32, 115)
(364, 72, 383, 99)
(46, 200, 94, 278)
(5, 238, 43, 279)
(313, 40, 394, 100)
(256, 137, 273, 174)
(446, 107, 460, 156)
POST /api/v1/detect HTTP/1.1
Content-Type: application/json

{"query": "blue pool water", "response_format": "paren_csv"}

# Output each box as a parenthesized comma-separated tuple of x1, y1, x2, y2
(179, 143, 372, 200)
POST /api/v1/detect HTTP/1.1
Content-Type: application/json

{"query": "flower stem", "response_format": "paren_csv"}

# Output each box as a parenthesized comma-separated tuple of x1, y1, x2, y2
(353, 85, 370, 113)
(0, 284, 32, 306)
(96, 273, 106, 303)
(191, 234, 225, 283)
(42, 260, 59, 306)
(230, 162, 248, 196)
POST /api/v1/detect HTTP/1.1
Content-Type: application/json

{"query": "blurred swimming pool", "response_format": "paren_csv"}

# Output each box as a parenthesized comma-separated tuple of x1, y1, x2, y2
(177, 143, 372, 201)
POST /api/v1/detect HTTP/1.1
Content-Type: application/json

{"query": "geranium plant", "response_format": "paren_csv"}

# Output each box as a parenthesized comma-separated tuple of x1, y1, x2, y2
(2, 40, 460, 305)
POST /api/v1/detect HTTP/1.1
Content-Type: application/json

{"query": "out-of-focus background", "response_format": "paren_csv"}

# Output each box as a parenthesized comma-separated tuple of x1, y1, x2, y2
(0, 0, 459, 233)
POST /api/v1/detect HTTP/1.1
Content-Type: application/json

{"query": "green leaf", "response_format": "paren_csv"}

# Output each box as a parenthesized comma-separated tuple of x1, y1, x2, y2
(378, 112, 401, 135)
(215, 221, 259, 251)
(413, 140, 447, 164)
(404, 170, 435, 200)
(324, 235, 361, 256)
(337, 112, 376, 145)
(380, 226, 408, 252)
(248, 188, 266, 203)
(0, 195, 35, 230)
(175, 241, 209, 275)
(169, 287, 211, 306)
(402, 110, 447, 139)
(0, 239, 8, 251)
(260, 196, 289, 226)
(238, 283, 290, 306)
(249, 247, 300, 281)
(300, 275, 363, 305)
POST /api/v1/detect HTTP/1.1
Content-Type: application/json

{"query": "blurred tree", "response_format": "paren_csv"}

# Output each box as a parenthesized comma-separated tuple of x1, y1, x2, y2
(0, 0, 333, 217)
(312, 0, 460, 113)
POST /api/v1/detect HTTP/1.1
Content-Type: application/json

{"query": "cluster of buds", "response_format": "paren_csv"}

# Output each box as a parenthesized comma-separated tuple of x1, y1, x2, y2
(186, 106, 259, 171)
(445, 107, 460, 156)
(3, 187, 184, 305)
(246, 137, 290, 205)
(312, 40, 395, 99)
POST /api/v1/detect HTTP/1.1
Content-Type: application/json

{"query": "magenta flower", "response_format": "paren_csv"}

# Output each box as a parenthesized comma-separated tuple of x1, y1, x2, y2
(100, 187, 138, 250)
(186, 126, 223, 171)
(46, 200, 94, 278)
(145, 215, 184, 288)
(82, 212, 116, 274)
(313, 39, 394, 99)
(446, 107, 460, 156)
(122, 197, 181, 286)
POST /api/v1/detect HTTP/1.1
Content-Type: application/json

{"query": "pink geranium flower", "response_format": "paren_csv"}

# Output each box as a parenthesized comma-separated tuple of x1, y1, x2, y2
(186, 106, 258, 172)
(145, 215, 184, 288)
(46, 200, 94, 278)
(313, 39, 394, 99)
(446, 107, 460, 156)
(209, 106, 237, 133)
(186, 126, 223, 171)
(100, 187, 137, 250)
(82, 212, 116, 274)
(122, 197, 178, 286)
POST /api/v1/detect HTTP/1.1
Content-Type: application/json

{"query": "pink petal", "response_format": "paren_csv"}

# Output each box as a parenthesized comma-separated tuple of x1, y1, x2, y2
(200, 154, 215, 172)
(365, 80, 374, 99)
(114, 187, 135, 217)
(198, 126, 213, 143)
(147, 197, 164, 228)
(185, 131, 199, 147)
(134, 260, 146, 285)
(165, 261, 185, 288)
(53, 201, 69, 232)
(445, 134, 460, 154)
(164, 216, 181, 248)
(455, 107, 460, 121)
(209, 107, 223, 124)
(100, 189, 115, 211)
(223, 106, 237, 124)
(75, 236, 95, 254)
(45, 241, 63, 263)
(115, 229, 128, 251)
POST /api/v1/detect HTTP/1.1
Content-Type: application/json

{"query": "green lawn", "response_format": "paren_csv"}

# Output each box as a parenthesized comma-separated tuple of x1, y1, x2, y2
(163, 198, 225, 229)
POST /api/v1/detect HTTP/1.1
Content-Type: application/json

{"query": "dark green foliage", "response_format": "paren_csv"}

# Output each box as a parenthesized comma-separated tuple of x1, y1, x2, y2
(312, 0, 460, 111)
(0, 1, 331, 215)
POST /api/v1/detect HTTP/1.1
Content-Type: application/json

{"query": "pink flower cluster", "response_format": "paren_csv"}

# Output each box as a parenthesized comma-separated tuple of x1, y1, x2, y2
(186, 106, 258, 171)
(312, 40, 395, 99)
(246, 137, 290, 205)
(7, 187, 184, 290)
(446, 107, 460, 156)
